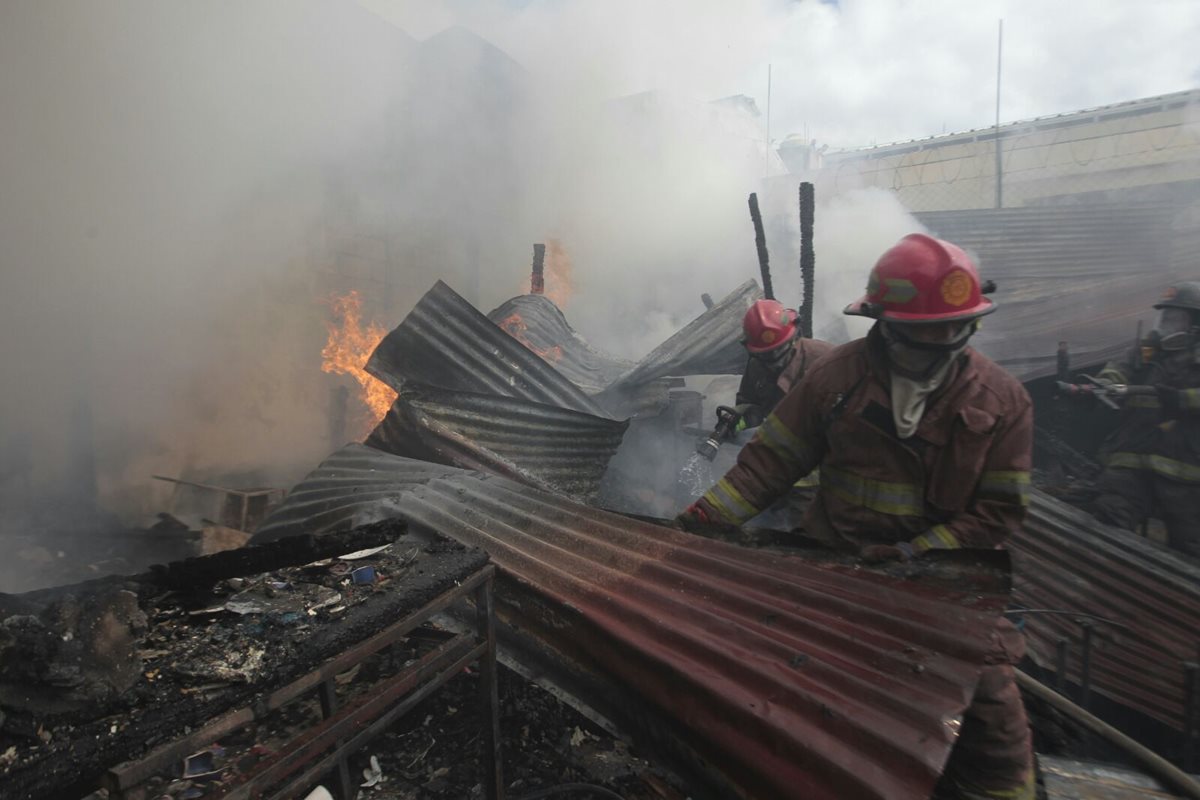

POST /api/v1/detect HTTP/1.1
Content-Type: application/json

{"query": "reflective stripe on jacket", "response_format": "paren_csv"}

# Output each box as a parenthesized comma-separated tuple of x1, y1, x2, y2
(697, 326, 1033, 551)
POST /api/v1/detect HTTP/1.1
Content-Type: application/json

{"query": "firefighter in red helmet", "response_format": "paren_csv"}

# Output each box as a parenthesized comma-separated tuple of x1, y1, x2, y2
(735, 299, 833, 429)
(680, 233, 1035, 799)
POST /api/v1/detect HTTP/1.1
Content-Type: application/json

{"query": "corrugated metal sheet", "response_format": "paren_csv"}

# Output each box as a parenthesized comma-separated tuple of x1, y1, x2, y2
(915, 204, 1186, 380)
(257, 444, 1011, 800)
(603, 280, 762, 394)
(486, 294, 634, 394)
(365, 383, 628, 503)
(366, 280, 606, 416)
(1013, 488, 1200, 731)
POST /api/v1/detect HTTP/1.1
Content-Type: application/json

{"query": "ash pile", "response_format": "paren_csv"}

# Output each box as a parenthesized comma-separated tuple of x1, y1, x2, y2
(0, 520, 488, 799)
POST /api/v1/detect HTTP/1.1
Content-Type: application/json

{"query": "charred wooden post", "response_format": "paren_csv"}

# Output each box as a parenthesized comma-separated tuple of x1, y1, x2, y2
(531, 243, 546, 295)
(148, 526, 404, 589)
(798, 182, 815, 339)
(700, 293, 714, 311)
(747, 193, 774, 301)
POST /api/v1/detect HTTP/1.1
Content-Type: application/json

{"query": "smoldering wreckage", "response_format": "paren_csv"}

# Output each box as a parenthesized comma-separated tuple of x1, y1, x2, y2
(5, 201, 1200, 800)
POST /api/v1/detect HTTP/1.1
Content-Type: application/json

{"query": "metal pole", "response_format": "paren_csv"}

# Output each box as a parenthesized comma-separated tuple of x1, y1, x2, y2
(994, 19, 1004, 209)
(1054, 637, 1069, 693)
(1079, 621, 1095, 710)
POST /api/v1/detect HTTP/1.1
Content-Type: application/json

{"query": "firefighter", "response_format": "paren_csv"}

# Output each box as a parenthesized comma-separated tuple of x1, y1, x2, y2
(735, 299, 833, 428)
(1091, 281, 1200, 557)
(678, 233, 1035, 800)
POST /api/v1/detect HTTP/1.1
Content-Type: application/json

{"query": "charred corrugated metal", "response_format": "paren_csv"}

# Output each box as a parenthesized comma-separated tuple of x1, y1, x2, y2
(365, 383, 628, 503)
(602, 280, 762, 396)
(487, 294, 633, 393)
(1014, 488, 1200, 732)
(366, 281, 606, 416)
(256, 444, 1012, 800)
(915, 204, 1182, 380)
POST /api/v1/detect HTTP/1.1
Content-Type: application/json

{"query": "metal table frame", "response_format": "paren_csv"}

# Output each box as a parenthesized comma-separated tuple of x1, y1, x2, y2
(104, 564, 502, 800)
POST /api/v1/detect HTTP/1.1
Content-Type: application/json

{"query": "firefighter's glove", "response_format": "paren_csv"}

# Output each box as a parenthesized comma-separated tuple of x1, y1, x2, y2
(1157, 384, 1181, 413)
(673, 503, 710, 531)
(859, 542, 915, 564)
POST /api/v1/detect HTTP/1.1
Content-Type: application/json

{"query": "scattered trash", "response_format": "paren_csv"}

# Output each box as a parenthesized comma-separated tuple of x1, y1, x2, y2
(339, 544, 392, 560)
(0, 745, 17, 768)
(351, 566, 376, 585)
(224, 583, 341, 616)
(360, 754, 385, 788)
(182, 745, 224, 779)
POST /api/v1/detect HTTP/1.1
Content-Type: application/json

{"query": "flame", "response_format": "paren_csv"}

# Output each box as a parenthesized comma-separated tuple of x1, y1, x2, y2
(498, 312, 563, 363)
(321, 291, 396, 428)
(543, 238, 574, 308)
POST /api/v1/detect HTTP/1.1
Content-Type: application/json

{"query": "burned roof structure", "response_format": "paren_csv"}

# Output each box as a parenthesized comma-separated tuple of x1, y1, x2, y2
(486, 281, 761, 415)
(255, 444, 1014, 800)
(363, 281, 631, 498)
(366, 280, 606, 416)
(1014, 488, 1200, 734)
(486, 293, 634, 393)
(915, 203, 1190, 380)
(365, 383, 628, 503)
(602, 279, 761, 395)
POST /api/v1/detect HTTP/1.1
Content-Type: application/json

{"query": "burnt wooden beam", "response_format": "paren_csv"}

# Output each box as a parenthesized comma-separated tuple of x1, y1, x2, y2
(147, 524, 406, 589)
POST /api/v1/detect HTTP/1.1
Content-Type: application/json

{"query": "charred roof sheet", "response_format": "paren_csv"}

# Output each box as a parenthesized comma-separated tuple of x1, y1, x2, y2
(257, 444, 1011, 800)
(1014, 489, 1200, 731)
(365, 383, 628, 503)
(366, 280, 606, 416)
(603, 280, 761, 393)
(487, 294, 634, 393)
(915, 204, 1184, 380)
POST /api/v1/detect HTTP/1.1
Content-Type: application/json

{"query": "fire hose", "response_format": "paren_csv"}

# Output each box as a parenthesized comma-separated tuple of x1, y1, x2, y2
(1015, 670, 1200, 799)
(1056, 380, 1156, 410)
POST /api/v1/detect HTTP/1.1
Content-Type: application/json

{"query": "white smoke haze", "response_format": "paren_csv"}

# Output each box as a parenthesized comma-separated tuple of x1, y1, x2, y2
(1, 0, 1196, 525)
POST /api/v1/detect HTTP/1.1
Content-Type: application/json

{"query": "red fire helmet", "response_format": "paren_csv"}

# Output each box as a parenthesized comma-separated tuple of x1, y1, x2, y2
(844, 233, 996, 323)
(742, 299, 797, 353)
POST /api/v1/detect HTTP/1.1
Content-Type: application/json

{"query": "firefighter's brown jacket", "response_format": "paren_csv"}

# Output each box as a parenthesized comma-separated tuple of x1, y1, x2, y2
(696, 326, 1033, 552)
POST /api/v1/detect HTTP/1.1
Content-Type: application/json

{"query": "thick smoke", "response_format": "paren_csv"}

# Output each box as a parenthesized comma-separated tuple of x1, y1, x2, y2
(1, 0, 1194, 531)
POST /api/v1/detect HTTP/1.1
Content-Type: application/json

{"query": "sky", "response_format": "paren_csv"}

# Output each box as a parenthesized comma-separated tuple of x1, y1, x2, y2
(359, 0, 1200, 149)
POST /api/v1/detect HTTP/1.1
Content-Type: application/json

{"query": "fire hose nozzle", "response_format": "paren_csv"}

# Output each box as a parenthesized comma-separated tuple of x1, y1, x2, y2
(696, 438, 721, 462)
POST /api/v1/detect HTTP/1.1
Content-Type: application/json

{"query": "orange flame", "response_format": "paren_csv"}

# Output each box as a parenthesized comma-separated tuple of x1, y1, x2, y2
(498, 312, 563, 363)
(543, 238, 574, 308)
(321, 291, 396, 428)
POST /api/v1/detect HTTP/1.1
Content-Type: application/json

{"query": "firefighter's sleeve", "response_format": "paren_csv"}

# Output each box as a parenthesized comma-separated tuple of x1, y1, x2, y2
(694, 378, 827, 525)
(1096, 349, 1137, 385)
(911, 395, 1033, 552)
